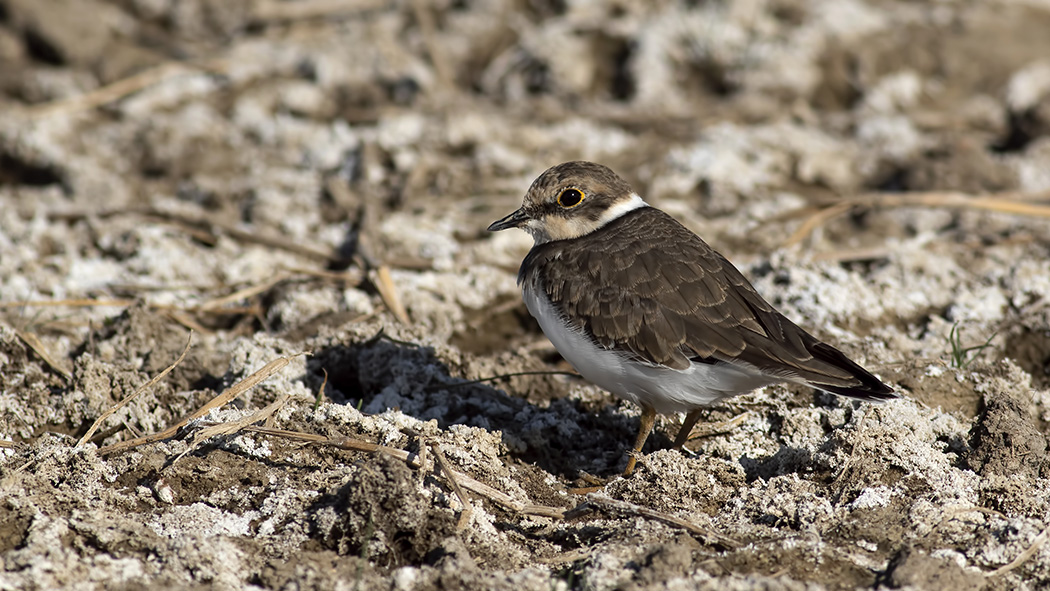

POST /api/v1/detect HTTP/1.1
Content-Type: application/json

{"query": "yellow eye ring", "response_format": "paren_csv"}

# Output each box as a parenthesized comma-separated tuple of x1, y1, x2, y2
(557, 188, 585, 208)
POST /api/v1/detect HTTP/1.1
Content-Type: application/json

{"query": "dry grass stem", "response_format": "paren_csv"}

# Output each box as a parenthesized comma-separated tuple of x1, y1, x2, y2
(786, 191, 1050, 246)
(322, 177, 408, 324)
(252, 0, 388, 22)
(2, 263, 361, 323)
(25, 59, 227, 119)
(423, 369, 580, 392)
(1, 299, 138, 309)
(48, 206, 338, 263)
(411, 0, 454, 93)
(163, 310, 211, 334)
(16, 330, 72, 381)
(428, 441, 475, 530)
(243, 426, 425, 468)
(987, 523, 1050, 578)
(281, 265, 363, 284)
(682, 411, 752, 442)
(98, 353, 302, 455)
(785, 202, 853, 247)
(1, 298, 259, 317)
(187, 394, 292, 449)
(77, 333, 193, 447)
(581, 493, 741, 548)
(810, 246, 893, 264)
(372, 265, 411, 324)
(198, 273, 291, 311)
(921, 506, 1007, 542)
(245, 426, 568, 519)
(313, 369, 329, 412)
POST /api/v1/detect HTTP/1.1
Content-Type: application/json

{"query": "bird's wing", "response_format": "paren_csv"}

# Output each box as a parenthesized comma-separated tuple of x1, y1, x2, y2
(522, 209, 894, 399)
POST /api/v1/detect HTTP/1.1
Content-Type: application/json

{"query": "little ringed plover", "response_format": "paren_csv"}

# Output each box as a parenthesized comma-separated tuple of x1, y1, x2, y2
(488, 161, 897, 476)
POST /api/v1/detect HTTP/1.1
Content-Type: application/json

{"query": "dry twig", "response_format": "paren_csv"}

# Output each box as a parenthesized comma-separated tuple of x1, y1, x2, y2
(986, 523, 1050, 578)
(48, 206, 339, 264)
(785, 190, 1050, 246)
(252, 0, 388, 22)
(26, 59, 227, 118)
(16, 330, 72, 381)
(579, 493, 741, 548)
(185, 394, 292, 452)
(371, 266, 411, 324)
(78, 333, 193, 447)
(98, 353, 303, 455)
(245, 426, 566, 519)
(429, 441, 474, 530)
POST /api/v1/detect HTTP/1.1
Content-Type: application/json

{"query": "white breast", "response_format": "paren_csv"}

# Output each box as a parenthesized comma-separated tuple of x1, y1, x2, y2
(522, 285, 775, 414)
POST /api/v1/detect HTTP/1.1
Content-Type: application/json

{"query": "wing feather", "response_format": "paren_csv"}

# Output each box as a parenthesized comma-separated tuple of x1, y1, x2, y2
(519, 208, 894, 398)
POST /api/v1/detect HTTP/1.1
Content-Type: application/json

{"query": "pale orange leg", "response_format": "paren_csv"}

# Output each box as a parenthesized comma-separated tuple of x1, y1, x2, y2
(623, 406, 656, 476)
(672, 408, 704, 449)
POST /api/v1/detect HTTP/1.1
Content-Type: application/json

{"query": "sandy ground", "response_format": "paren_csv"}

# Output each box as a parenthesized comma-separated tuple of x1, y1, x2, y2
(2, 0, 1050, 589)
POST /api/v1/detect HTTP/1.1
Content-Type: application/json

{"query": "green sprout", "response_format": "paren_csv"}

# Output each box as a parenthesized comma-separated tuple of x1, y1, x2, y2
(947, 321, 997, 369)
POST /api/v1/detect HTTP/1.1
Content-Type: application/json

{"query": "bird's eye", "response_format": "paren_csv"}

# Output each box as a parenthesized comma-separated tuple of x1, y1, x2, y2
(557, 188, 584, 208)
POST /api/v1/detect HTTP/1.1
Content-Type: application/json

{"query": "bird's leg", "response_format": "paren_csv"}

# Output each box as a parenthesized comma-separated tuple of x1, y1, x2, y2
(623, 406, 656, 476)
(672, 408, 704, 449)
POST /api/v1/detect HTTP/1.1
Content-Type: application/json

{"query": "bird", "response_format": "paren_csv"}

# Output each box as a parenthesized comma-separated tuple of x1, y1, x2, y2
(488, 161, 897, 476)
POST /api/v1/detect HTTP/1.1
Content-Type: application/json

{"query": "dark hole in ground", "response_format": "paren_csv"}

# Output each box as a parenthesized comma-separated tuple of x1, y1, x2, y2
(522, 54, 552, 95)
(990, 110, 1039, 153)
(22, 27, 64, 65)
(0, 152, 65, 187)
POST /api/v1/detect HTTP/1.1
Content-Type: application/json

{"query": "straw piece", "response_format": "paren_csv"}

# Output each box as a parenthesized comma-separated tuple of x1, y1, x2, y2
(986, 524, 1050, 578)
(16, 330, 72, 381)
(185, 394, 292, 450)
(429, 441, 474, 530)
(582, 493, 741, 548)
(372, 265, 410, 324)
(785, 190, 1050, 247)
(198, 273, 290, 311)
(244, 426, 570, 520)
(25, 59, 227, 119)
(252, 0, 387, 22)
(77, 333, 193, 447)
(98, 353, 302, 455)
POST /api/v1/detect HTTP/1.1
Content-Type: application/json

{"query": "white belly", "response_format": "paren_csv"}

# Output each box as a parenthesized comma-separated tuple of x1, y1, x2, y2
(523, 286, 774, 414)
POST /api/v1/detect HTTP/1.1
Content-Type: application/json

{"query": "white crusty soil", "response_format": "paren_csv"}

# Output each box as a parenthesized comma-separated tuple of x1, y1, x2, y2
(1, 1, 1049, 590)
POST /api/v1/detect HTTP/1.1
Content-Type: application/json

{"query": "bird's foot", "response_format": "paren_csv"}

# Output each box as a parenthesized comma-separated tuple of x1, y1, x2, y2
(622, 449, 645, 477)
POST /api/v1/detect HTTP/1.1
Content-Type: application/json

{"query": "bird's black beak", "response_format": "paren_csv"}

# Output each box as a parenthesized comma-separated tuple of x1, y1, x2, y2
(487, 208, 529, 232)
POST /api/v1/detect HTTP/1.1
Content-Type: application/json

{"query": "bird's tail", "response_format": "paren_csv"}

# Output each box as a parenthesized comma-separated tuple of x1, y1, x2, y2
(806, 341, 897, 401)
